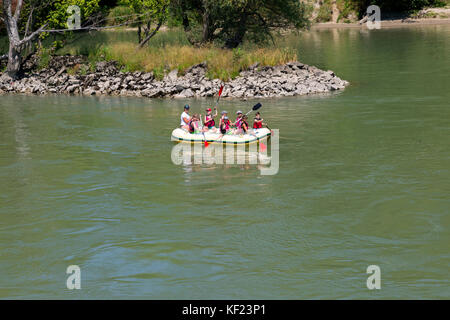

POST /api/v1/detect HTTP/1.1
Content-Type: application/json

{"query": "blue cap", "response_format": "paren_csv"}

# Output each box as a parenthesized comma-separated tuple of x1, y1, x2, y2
(184, 104, 190, 109)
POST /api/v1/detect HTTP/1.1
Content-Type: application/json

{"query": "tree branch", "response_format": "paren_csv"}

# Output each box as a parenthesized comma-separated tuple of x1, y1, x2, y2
(138, 5, 168, 48)
(24, 5, 36, 36)
(14, 0, 24, 21)
(139, 18, 164, 48)
(19, 23, 48, 46)
(3, 0, 13, 19)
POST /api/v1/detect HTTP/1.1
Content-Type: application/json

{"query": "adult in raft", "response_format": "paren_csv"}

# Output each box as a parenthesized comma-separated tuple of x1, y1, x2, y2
(180, 105, 191, 131)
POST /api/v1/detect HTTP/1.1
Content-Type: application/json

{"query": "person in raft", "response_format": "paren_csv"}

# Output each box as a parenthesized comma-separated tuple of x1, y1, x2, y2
(233, 110, 243, 134)
(219, 111, 231, 134)
(204, 107, 218, 132)
(253, 112, 265, 130)
(180, 104, 191, 131)
(188, 114, 201, 133)
(241, 115, 250, 134)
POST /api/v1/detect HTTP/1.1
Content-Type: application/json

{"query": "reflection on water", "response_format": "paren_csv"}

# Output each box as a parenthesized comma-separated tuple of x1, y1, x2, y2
(171, 142, 273, 183)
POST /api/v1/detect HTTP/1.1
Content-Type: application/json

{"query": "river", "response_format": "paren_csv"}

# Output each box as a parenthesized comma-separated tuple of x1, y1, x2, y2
(0, 24, 449, 299)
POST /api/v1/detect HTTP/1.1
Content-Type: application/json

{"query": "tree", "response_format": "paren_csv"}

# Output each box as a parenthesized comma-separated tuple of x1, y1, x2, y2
(1, 0, 49, 78)
(0, 0, 102, 79)
(119, 0, 169, 47)
(170, 0, 310, 48)
(346, 0, 447, 17)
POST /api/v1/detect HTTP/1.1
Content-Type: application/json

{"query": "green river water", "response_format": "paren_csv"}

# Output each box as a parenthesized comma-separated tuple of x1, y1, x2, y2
(0, 25, 449, 299)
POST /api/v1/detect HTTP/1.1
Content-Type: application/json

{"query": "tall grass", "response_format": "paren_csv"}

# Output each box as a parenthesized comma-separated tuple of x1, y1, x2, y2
(53, 28, 297, 81)
(100, 43, 297, 80)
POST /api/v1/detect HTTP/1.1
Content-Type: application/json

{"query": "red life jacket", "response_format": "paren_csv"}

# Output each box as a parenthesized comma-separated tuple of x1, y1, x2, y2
(223, 119, 230, 130)
(205, 115, 215, 128)
(235, 118, 242, 129)
(253, 119, 262, 129)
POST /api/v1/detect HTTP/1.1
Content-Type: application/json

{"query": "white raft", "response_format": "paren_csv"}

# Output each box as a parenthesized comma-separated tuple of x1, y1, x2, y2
(171, 128, 271, 145)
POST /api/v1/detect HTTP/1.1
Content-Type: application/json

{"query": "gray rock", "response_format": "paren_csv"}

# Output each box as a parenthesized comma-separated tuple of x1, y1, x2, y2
(164, 69, 178, 82)
(142, 72, 154, 81)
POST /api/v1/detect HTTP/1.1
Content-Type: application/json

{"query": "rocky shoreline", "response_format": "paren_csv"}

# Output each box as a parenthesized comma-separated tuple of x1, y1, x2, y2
(0, 55, 349, 98)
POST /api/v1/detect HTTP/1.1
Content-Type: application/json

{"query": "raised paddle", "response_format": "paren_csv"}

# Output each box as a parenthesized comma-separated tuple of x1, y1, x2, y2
(203, 86, 224, 147)
(215, 85, 224, 108)
(245, 102, 262, 116)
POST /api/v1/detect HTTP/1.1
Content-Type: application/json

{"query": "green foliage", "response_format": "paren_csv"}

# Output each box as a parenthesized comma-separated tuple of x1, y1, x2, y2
(36, 46, 52, 70)
(346, 0, 448, 16)
(52, 40, 64, 51)
(232, 47, 244, 64)
(106, 5, 136, 26)
(336, 0, 359, 22)
(170, 0, 310, 48)
(316, 0, 333, 22)
(46, 0, 102, 29)
(118, 0, 169, 43)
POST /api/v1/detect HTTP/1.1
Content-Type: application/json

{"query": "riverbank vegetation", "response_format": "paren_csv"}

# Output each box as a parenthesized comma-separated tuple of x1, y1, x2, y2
(308, 0, 450, 23)
(47, 28, 296, 80)
(1, 0, 449, 80)
(0, 0, 307, 79)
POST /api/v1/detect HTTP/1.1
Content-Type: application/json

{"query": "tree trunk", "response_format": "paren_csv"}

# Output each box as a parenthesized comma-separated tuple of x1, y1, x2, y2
(2, 0, 24, 79)
(138, 24, 142, 43)
(224, 14, 248, 49)
(201, 4, 213, 43)
(6, 42, 22, 78)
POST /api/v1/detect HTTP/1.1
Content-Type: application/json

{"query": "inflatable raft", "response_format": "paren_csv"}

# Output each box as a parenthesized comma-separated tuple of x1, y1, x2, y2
(171, 128, 271, 145)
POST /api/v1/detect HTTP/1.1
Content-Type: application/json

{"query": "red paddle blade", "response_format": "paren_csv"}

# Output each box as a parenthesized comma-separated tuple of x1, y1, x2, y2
(260, 142, 267, 152)
(204, 141, 209, 147)
(218, 86, 224, 97)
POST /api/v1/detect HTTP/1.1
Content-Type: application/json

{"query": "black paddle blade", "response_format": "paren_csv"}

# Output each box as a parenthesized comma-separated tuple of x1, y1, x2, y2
(253, 103, 262, 111)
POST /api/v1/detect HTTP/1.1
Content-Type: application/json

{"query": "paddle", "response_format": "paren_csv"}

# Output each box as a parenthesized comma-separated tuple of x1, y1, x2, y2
(200, 116, 209, 147)
(203, 86, 224, 147)
(215, 85, 224, 108)
(245, 102, 262, 116)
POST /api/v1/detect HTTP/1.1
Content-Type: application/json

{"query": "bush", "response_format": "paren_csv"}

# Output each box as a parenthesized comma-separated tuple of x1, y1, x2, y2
(316, 0, 333, 22)
(106, 5, 136, 26)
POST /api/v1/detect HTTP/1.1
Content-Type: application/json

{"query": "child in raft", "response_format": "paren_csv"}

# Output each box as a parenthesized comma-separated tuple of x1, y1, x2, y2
(218, 111, 229, 134)
(241, 115, 250, 134)
(220, 116, 231, 134)
(203, 107, 218, 132)
(253, 112, 265, 130)
(232, 110, 243, 134)
(188, 114, 201, 133)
